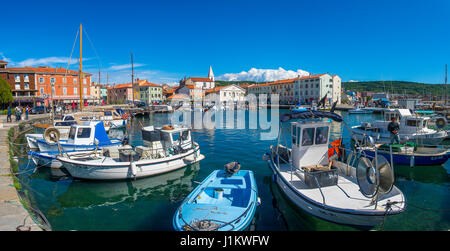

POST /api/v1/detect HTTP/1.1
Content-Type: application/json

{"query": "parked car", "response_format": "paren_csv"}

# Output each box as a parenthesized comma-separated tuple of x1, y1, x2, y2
(30, 106, 47, 114)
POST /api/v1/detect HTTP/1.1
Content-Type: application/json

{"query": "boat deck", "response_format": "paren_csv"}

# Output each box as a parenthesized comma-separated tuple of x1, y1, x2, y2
(277, 163, 405, 213)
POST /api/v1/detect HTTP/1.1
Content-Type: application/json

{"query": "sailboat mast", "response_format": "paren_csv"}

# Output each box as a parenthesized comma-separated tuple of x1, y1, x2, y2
(131, 52, 134, 104)
(79, 23, 83, 112)
(445, 64, 447, 107)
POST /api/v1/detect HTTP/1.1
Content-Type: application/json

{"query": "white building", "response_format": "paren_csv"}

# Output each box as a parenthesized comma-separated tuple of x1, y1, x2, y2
(247, 73, 342, 105)
(204, 84, 246, 106)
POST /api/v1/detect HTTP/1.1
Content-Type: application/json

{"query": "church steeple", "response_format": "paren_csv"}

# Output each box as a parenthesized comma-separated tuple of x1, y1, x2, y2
(208, 65, 214, 81)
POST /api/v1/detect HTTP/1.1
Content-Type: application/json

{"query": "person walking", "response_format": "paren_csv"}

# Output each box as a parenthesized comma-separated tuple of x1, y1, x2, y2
(25, 106, 29, 120)
(6, 106, 12, 123)
(388, 117, 400, 144)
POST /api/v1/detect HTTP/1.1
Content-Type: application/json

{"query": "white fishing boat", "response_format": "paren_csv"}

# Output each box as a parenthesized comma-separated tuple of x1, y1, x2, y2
(348, 105, 373, 114)
(351, 108, 447, 145)
(56, 124, 205, 180)
(263, 109, 406, 228)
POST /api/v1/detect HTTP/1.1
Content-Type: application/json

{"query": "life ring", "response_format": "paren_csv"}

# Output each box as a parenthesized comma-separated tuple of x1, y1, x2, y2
(122, 113, 129, 120)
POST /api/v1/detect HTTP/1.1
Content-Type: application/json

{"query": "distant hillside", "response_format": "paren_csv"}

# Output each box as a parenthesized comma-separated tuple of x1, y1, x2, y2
(343, 81, 449, 96)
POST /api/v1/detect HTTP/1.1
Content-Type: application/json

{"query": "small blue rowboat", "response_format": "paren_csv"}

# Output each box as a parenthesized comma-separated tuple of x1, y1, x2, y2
(173, 169, 259, 231)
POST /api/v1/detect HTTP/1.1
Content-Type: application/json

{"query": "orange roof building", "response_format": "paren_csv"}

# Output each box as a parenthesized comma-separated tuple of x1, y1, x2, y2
(0, 61, 93, 105)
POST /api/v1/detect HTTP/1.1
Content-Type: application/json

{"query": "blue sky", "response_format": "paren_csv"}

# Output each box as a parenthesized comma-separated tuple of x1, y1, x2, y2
(1, 0, 449, 84)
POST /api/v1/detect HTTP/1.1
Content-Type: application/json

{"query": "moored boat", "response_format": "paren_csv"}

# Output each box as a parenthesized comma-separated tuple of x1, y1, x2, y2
(351, 108, 447, 145)
(264, 110, 406, 228)
(173, 166, 259, 231)
(56, 124, 205, 180)
(359, 143, 450, 166)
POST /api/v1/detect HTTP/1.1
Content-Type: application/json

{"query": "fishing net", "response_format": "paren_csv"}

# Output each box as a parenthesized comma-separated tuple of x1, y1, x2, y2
(184, 219, 222, 231)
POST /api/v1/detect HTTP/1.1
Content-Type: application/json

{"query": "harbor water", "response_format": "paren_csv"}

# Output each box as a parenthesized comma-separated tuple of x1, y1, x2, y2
(16, 110, 450, 231)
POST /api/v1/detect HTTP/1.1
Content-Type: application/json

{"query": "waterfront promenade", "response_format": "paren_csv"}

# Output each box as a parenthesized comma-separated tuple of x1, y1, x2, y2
(0, 113, 48, 231)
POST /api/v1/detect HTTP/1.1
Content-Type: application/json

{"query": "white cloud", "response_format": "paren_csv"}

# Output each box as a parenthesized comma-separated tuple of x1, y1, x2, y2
(217, 67, 310, 82)
(0, 52, 12, 62)
(108, 63, 145, 71)
(1, 54, 91, 68)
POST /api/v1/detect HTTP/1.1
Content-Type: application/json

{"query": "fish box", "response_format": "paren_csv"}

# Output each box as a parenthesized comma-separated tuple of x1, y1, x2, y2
(304, 167, 338, 188)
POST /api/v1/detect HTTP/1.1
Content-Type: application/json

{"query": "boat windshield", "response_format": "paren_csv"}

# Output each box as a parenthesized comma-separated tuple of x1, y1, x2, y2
(302, 128, 315, 146)
(77, 128, 91, 138)
(315, 127, 329, 144)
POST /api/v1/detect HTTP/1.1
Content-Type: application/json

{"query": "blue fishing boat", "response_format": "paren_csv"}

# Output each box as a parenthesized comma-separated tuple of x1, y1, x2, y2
(173, 166, 259, 231)
(360, 143, 450, 166)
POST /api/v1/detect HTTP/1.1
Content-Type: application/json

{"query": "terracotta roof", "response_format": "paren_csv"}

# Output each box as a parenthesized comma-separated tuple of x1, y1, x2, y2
(189, 77, 213, 82)
(248, 73, 329, 88)
(110, 83, 132, 89)
(139, 81, 161, 87)
(167, 93, 189, 100)
(0, 66, 91, 75)
(205, 86, 227, 94)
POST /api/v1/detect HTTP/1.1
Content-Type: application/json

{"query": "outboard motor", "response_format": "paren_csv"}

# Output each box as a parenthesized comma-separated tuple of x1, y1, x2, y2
(224, 162, 240, 177)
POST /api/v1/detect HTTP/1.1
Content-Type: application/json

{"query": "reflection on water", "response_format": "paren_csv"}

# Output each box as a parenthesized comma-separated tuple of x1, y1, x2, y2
(16, 110, 450, 231)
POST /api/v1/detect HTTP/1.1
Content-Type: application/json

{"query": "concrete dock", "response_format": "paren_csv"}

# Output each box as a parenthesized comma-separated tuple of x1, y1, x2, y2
(0, 113, 48, 231)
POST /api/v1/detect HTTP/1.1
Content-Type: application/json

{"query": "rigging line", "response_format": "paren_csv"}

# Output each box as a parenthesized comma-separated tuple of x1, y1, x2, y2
(83, 26, 103, 72)
(65, 29, 80, 78)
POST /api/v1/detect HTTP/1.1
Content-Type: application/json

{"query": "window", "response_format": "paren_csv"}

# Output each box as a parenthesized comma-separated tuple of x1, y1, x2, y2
(40, 88, 44, 94)
(52, 87, 55, 95)
(74, 87, 77, 94)
(15, 83, 20, 90)
(63, 88, 67, 95)
(315, 127, 329, 145)
(50, 78, 56, 84)
(24, 74, 29, 82)
(39, 77, 44, 83)
(74, 78, 77, 84)
(406, 120, 419, 127)
(83, 79, 87, 84)
(83, 88, 87, 95)
(15, 74, 20, 82)
(302, 128, 315, 146)
(63, 77, 67, 84)
(77, 128, 91, 138)
(24, 83, 29, 89)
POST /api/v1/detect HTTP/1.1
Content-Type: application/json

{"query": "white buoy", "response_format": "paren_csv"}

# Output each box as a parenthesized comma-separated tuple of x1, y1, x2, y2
(130, 162, 137, 176)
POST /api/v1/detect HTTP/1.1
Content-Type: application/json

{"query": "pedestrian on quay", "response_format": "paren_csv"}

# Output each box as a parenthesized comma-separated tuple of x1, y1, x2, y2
(25, 106, 29, 120)
(7, 105, 12, 123)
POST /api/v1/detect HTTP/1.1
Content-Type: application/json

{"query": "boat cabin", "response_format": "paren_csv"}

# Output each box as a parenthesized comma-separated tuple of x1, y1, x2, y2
(67, 122, 112, 146)
(290, 119, 331, 169)
(142, 125, 192, 153)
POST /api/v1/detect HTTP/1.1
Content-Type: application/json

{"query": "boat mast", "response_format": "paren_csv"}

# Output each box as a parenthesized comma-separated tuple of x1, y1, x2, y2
(131, 52, 134, 105)
(79, 23, 83, 112)
(445, 64, 447, 107)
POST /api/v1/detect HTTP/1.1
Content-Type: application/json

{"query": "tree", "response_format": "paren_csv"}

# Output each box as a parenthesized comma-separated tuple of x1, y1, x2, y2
(0, 76, 13, 109)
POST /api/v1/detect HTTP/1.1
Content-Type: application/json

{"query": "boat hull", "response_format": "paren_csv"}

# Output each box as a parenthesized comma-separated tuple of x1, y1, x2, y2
(59, 148, 204, 180)
(362, 149, 450, 166)
(29, 151, 63, 168)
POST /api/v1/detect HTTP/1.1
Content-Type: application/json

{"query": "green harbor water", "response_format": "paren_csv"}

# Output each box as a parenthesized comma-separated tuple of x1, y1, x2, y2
(15, 110, 450, 231)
